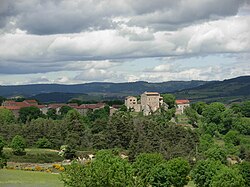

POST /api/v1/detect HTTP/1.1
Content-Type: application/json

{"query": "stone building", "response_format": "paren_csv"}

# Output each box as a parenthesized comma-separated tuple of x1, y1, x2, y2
(141, 92, 163, 115)
(124, 96, 141, 112)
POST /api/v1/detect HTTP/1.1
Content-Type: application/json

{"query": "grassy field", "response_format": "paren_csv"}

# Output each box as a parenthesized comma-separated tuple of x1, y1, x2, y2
(0, 169, 63, 187)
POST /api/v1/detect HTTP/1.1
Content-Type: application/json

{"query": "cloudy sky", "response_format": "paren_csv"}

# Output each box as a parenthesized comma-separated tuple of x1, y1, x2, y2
(0, 0, 250, 85)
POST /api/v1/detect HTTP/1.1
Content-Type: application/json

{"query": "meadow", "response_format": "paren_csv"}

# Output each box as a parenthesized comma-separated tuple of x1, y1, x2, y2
(0, 169, 63, 187)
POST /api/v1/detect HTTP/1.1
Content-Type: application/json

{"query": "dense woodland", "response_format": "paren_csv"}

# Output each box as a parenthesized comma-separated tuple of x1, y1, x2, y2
(0, 95, 250, 187)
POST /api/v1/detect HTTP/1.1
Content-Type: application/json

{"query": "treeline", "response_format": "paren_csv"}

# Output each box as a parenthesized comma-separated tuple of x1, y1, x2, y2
(0, 107, 198, 161)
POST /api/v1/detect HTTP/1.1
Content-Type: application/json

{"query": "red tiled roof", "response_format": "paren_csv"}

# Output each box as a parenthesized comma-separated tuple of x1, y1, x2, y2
(0, 106, 21, 110)
(78, 103, 105, 109)
(176, 100, 190, 104)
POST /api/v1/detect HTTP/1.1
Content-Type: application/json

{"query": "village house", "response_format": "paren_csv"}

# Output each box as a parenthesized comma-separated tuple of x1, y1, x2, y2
(124, 96, 141, 112)
(125, 92, 190, 116)
(175, 100, 190, 114)
(125, 92, 163, 116)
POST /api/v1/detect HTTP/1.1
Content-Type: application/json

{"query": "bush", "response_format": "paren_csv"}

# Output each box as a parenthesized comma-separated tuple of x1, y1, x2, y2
(10, 135, 26, 155)
(36, 137, 52, 148)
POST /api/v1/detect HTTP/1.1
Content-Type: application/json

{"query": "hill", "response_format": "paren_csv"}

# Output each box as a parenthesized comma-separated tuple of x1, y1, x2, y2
(174, 76, 250, 103)
(0, 80, 206, 98)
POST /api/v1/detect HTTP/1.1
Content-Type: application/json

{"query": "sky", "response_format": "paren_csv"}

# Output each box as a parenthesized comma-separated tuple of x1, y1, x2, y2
(0, 0, 250, 85)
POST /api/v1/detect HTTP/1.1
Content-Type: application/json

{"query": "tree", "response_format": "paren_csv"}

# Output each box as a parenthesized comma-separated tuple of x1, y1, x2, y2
(162, 94, 176, 109)
(47, 108, 58, 120)
(61, 150, 136, 187)
(0, 96, 5, 106)
(210, 167, 245, 187)
(202, 102, 226, 124)
(11, 135, 26, 155)
(241, 101, 250, 117)
(59, 106, 73, 116)
(204, 145, 227, 163)
(166, 157, 190, 187)
(198, 134, 214, 153)
(238, 161, 250, 186)
(224, 130, 240, 146)
(0, 108, 15, 124)
(0, 136, 7, 168)
(191, 159, 223, 187)
(192, 101, 207, 115)
(19, 106, 43, 123)
(36, 137, 52, 148)
(184, 107, 199, 127)
(133, 153, 165, 185)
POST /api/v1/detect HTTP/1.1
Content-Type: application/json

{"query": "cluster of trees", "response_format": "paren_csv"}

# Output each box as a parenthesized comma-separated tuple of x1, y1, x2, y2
(62, 150, 191, 187)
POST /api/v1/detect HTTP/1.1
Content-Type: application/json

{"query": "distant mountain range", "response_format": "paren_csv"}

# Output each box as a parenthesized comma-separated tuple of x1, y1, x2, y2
(0, 76, 249, 103)
(174, 76, 250, 103)
(0, 80, 206, 98)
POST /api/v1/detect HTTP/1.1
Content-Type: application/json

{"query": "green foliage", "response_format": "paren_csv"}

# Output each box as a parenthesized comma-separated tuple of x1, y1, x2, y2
(233, 117, 250, 135)
(210, 167, 245, 187)
(191, 159, 223, 187)
(241, 101, 250, 117)
(59, 105, 73, 116)
(46, 108, 58, 120)
(191, 101, 207, 115)
(238, 161, 250, 186)
(166, 157, 190, 187)
(198, 134, 214, 153)
(162, 94, 176, 109)
(61, 150, 135, 187)
(202, 102, 226, 124)
(224, 130, 240, 146)
(184, 107, 199, 127)
(0, 96, 6, 105)
(36, 137, 52, 148)
(204, 145, 227, 163)
(0, 108, 15, 124)
(19, 106, 43, 123)
(11, 135, 26, 155)
(0, 136, 7, 168)
(106, 112, 133, 149)
(133, 153, 165, 184)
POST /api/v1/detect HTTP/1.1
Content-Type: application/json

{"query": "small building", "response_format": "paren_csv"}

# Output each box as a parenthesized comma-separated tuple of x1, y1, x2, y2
(176, 100, 190, 114)
(124, 96, 141, 112)
(141, 92, 163, 116)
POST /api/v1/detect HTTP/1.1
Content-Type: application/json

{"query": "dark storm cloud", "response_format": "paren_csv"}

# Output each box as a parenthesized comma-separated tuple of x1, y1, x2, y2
(0, 0, 248, 34)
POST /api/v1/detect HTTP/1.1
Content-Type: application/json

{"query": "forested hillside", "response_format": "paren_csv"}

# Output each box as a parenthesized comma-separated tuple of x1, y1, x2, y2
(174, 76, 250, 103)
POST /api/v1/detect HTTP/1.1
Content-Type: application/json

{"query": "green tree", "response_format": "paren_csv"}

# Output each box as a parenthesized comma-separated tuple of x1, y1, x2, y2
(202, 102, 226, 124)
(0, 136, 7, 168)
(59, 105, 73, 116)
(36, 137, 52, 148)
(0, 96, 5, 105)
(184, 107, 199, 127)
(162, 94, 176, 109)
(11, 135, 26, 155)
(241, 101, 250, 117)
(61, 150, 136, 187)
(19, 106, 43, 123)
(0, 108, 15, 124)
(191, 159, 223, 187)
(191, 101, 207, 115)
(224, 130, 240, 146)
(204, 145, 227, 163)
(46, 108, 58, 120)
(133, 153, 165, 185)
(198, 134, 214, 153)
(211, 167, 245, 187)
(167, 157, 190, 187)
(238, 161, 250, 186)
